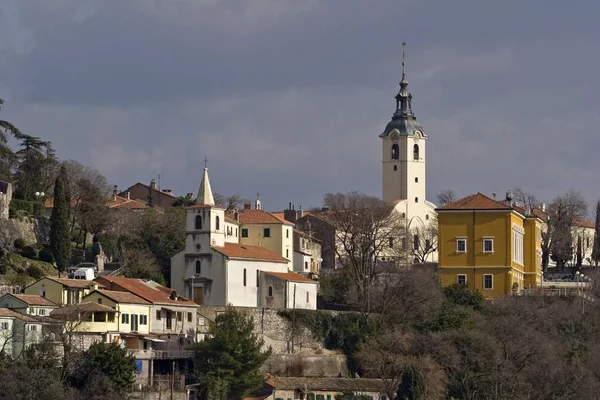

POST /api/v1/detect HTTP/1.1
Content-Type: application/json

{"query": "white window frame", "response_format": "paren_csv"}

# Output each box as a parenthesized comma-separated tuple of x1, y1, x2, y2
(483, 274, 493, 290)
(457, 274, 467, 286)
(483, 238, 494, 253)
(456, 238, 467, 253)
(512, 225, 524, 266)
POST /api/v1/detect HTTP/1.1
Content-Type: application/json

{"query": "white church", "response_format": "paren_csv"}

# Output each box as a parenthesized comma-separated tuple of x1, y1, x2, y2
(170, 167, 318, 309)
(380, 52, 438, 263)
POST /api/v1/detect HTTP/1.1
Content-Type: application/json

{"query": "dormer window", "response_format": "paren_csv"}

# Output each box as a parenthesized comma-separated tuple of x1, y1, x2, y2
(195, 215, 202, 230)
(391, 144, 399, 160)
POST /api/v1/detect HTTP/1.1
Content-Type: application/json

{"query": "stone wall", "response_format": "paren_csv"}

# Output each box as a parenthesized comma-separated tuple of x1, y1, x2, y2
(0, 181, 12, 220)
(0, 217, 50, 249)
(196, 305, 350, 377)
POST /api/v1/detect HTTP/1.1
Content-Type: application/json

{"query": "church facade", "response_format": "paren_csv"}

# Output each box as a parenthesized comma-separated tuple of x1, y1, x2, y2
(380, 53, 437, 263)
(170, 167, 317, 309)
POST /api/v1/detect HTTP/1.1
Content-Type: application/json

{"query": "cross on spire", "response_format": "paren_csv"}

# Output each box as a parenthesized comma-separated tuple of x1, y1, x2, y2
(204, 156, 208, 169)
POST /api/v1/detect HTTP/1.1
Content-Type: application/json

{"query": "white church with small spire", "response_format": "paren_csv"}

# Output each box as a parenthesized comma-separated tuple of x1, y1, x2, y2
(170, 166, 317, 309)
(380, 45, 437, 263)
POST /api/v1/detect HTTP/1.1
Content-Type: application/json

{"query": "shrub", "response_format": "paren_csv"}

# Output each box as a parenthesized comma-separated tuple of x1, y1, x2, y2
(13, 238, 25, 250)
(21, 245, 38, 260)
(33, 201, 45, 218)
(9, 199, 34, 216)
(38, 248, 54, 263)
(26, 265, 43, 280)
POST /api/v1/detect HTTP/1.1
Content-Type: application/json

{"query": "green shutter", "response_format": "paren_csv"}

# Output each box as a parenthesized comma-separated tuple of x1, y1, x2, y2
(316, 395, 325, 400)
(307, 395, 315, 400)
(327, 396, 331, 400)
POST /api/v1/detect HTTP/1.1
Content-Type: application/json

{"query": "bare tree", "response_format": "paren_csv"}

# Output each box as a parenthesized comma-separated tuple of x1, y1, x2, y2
(592, 201, 600, 266)
(548, 191, 588, 269)
(436, 190, 457, 206)
(411, 215, 438, 264)
(214, 193, 247, 213)
(512, 187, 539, 210)
(320, 192, 407, 309)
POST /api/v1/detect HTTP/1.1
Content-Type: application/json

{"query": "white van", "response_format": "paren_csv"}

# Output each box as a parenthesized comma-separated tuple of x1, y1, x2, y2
(73, 268, 95, 280)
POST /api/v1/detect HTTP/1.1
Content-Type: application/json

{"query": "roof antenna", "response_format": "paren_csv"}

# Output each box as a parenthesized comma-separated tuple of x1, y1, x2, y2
(401, 42, 407, 81)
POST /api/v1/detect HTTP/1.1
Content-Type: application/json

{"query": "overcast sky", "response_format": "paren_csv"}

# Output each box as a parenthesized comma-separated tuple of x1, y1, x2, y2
(1, 0, 599, 214)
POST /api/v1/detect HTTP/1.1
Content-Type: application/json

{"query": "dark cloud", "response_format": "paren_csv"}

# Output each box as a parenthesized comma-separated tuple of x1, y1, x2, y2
(1, 0, 599, 214)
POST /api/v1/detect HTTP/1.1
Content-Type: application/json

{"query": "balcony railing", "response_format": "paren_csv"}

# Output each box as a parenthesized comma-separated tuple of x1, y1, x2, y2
(129, 349, 194, 360)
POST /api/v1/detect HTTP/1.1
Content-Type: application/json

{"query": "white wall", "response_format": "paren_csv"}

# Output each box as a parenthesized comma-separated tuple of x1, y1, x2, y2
(293, 251, 311, 273)
(226, 259, 288, 307)
(286, 281, 318, 310)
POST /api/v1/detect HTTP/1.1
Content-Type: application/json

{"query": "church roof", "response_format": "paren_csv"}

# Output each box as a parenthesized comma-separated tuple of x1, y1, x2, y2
(195, 167, 215, 206)
(212, 243, 288, 263)
(436, 193, 513, 211)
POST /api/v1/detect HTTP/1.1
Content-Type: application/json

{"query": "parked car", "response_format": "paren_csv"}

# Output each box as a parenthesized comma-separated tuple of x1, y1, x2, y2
(66, 262, 97, 274)
(73, 268, 95, 280)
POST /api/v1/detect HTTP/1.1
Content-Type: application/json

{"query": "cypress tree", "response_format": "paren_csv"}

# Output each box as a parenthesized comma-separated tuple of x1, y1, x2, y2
(50, 173, 71, 277)
(592, 201, 600, 266)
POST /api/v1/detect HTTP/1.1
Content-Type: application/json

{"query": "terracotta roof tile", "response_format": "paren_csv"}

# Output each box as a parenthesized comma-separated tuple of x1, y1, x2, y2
(93, 290, 150, 305)
(263, 271, 316, 283)
(106, 196, 149, 210)
(212, 243, 288, 263)
(437, 193, 513, 211)
(236, 209, 294, 226)
(0, 308, 41, 322)
(45, 277, 99, 289)
(8, 294, 57, 307)
(574, 220, 595, 229)
(94, 277, 197, 306)
(265, 376, 386, 392)
(51, 302, 117, 316)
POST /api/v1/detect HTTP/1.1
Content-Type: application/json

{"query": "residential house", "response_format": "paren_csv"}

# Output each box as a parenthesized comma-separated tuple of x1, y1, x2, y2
(24, 277, 101, 305)
(259, 271, 318, 309)
(121, 179, 176, 210)
(236, 376, 390, 400)
(107, 185, 150, 211)
(0, 308, 45, 359)
(171, 167, 317, 309)
(237, 202, 294, 269)
(437, 192, 543, 298)
(296, 212, 340, 270)
(0, 293, 58, 317)
(292, 229, 322, 276)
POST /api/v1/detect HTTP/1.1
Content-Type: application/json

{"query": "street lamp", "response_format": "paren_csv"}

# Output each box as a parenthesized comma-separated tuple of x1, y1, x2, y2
(189, 275, 195, 301)
(34, 191, 45, 200)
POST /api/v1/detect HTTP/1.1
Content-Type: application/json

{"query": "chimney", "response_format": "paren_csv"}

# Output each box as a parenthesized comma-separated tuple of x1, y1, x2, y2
(127, 191, 131, 200)
(283, 202, 297, 224)
(244, 202, 252, 210)
(112, 185, 118, 201)
(234, 209, 239, 222)
(321, 206, 330, 212)
(150, 179, 157, 190)
(298, 205, 304, 219)
(541, 203, 546, 212)
(505, 190, 513, 206)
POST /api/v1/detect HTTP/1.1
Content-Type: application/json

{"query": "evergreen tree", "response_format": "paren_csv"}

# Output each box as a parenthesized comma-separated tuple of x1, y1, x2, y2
(50, 172, 71, 276)
(397, 365, 425, 400)
(190, 306, 271, 400)
(0, 98, 21, 181)
(592, 201, 600, 266)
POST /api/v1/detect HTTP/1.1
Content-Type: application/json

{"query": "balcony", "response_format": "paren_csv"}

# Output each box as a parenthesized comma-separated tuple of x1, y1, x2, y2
(129, 349, 194, 360)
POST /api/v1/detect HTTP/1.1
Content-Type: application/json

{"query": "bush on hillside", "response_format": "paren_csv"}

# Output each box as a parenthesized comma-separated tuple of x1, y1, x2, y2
(26, 265, 43, 280)
(9, 199, 34, 217)
(13, 238, 25, 250)
(38, 248, 54, 263)
(20, 245, 38, 260)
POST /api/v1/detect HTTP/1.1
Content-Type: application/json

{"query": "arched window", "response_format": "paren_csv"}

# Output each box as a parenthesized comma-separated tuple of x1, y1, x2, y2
(243, 268, 247, 287)
(415, 197, 418, 203)
(215, 216, 220, 230)
(393, 165, 397, 171)
(195, 260, 201, 274)
(268, 286, 273, 297)
(195, 215, 202, 230)
(391, 144, 399, 160)
(415, 177, 418, 183)
(413, 144, 419, 160)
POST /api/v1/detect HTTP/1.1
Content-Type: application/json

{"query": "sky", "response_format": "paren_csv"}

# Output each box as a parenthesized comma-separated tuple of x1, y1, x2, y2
(1, 0, 599, 215)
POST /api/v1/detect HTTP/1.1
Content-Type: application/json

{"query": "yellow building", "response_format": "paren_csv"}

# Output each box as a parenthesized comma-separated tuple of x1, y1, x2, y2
(24, 277, 100, 305)
(235, 203, 294, 269)
(82, 290, 152, 335)
(437, 193, 543, 299)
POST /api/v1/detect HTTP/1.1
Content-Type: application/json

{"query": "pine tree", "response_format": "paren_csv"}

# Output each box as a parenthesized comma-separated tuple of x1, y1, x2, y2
(50, 172, 71, 277)
(190, 306, 271, 400)
(592, 201, 600, 266)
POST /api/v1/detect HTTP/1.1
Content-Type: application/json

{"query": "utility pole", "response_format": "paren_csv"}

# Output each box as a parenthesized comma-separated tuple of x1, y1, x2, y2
(171, 360, 175, 400)
(291, 284, 297, 353)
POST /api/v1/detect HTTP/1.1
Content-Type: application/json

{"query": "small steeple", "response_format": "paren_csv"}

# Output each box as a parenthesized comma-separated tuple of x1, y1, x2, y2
(195, 157, 215, 206)
(394, 42, 413, 116)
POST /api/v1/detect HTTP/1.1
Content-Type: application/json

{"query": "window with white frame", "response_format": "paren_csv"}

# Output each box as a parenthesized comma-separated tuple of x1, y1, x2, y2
(483, 238, 494, 253)
(483, 274, 493, 290)
(512, 225, 524, 265)
(456, 238, 467, 253)
(457, 274, 467, 286)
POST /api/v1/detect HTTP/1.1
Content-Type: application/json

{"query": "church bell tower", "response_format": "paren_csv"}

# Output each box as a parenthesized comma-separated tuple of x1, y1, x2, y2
(380, 43, 427, 205)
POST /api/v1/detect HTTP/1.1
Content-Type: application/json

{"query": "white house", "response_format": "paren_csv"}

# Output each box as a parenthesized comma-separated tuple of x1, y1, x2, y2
(171, 166, 317, 309)
(0, 293, 58, 317)
(0, 308, 44, 359)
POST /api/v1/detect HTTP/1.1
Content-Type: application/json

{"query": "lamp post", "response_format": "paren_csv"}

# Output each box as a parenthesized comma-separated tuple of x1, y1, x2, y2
(189, 275, 195, 301)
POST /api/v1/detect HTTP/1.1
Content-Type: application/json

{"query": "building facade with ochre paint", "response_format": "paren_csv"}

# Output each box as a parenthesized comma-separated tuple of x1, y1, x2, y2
(437, 192, 543, 298)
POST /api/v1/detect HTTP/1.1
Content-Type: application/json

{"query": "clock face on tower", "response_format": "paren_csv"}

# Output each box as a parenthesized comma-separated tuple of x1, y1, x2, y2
(390, 130, 400, 142)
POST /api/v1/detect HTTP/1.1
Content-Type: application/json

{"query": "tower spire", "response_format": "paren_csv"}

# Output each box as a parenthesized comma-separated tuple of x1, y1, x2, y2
(395, 42, 412, 116)
(195, 161, 215, 206)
